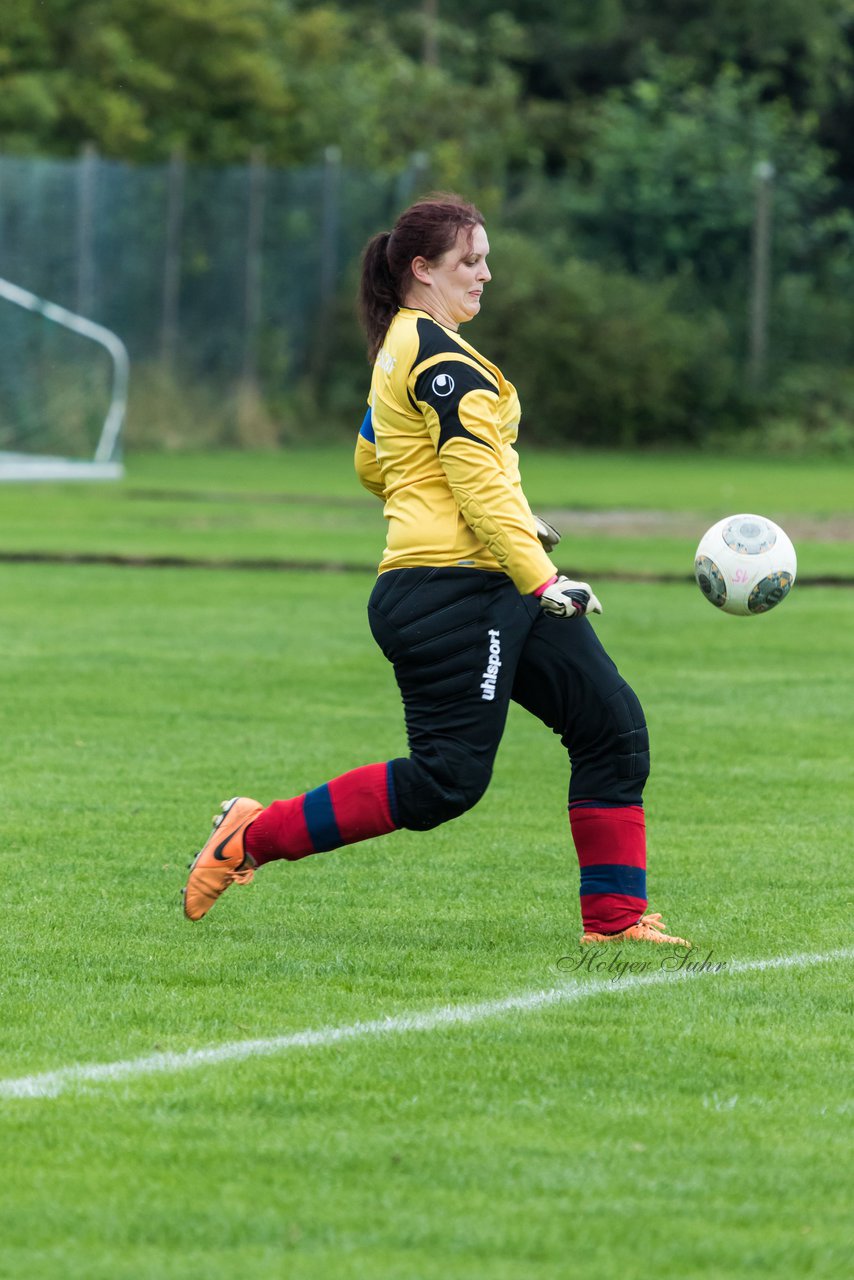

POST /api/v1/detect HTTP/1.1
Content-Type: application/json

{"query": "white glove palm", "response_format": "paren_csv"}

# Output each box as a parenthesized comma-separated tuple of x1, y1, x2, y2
(539, 575, 603, 618)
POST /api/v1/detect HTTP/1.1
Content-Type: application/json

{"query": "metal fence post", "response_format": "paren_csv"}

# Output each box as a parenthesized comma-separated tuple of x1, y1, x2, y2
(76, 142, 98, 318)
(311, 145, 341, 390)
(748, 160, 775, 391)
(242, 146, 267, 388)
(319, 144, 341, 319)
(398, 151, 430, 208)
(423, 0, 439, 68)
(161, 146, 185, 368)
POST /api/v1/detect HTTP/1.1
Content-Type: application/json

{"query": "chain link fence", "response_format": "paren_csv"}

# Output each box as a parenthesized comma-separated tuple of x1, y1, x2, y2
(0, 150, 428, 454)
(2, 149, 853, 455)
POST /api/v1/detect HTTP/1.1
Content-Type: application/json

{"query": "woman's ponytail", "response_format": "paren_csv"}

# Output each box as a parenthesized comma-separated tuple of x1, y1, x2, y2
(359, 232, 398, 363)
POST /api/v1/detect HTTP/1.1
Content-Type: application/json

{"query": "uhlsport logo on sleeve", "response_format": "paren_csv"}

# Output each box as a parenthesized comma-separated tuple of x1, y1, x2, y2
(480, 629, 501, 701)
(431, 372, 455, 397)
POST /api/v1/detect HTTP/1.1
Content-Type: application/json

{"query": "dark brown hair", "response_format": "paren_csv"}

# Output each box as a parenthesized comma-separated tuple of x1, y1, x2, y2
(358, 192, 484, 362)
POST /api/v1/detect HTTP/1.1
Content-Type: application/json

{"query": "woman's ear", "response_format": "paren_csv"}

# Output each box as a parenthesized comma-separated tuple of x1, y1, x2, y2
(410, 256, 432, 286)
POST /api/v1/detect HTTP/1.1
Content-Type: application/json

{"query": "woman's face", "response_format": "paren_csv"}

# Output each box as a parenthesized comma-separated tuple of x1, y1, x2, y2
(411, 223, 491, 329)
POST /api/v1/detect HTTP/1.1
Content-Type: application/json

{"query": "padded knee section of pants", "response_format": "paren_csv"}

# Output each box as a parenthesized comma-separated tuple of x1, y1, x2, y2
(605, 683, 650, 783)
(568, 680, 650, 806)
(391, 745, 492, 832)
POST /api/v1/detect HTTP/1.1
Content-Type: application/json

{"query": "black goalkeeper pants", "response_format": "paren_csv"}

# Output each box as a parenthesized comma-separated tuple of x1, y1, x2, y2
(367, 567, 649, 832)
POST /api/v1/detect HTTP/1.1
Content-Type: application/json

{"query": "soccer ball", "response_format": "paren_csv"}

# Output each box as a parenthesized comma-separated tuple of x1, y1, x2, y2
(694, 514, 797, 616)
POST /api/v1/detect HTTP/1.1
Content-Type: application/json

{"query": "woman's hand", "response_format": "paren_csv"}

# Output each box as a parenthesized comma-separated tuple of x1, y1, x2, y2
(534, 515, 561, 553)
(537, 575, 603, 618)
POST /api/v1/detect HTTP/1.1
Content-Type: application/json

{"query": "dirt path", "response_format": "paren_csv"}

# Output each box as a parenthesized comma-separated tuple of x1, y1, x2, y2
(538, 509, 854, 542)
(128, 489, 854, 542)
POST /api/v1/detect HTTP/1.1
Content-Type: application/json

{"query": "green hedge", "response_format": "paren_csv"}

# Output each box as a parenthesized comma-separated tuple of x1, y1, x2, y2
(308, 231, 746, 448)
(471, 232, 742, 446)
(125, 231, 854, 455)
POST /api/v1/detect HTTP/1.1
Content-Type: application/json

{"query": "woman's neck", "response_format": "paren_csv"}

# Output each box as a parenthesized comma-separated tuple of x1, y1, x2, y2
(401, 288, 458, 331)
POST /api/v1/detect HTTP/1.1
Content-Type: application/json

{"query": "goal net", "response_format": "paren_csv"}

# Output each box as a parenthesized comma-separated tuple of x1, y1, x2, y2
(0, 278, 128, 480)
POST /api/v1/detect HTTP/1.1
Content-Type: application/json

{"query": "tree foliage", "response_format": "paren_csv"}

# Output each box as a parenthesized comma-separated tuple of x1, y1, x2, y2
(0, 1, 531, 183)
(561, 60, 841, 287)
(0, 0, 291, 160)
(472, 231, 739, 447)
(4, 0, 853, 183)
(3, 0, 854, 446)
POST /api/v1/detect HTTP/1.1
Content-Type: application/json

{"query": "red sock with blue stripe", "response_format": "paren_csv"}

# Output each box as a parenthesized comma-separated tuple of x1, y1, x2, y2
(568, 802, 647, 934)
(244, 762, 398, 864)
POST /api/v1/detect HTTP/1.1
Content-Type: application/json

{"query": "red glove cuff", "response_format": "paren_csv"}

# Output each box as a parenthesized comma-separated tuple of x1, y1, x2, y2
(533, 574, 559, 598)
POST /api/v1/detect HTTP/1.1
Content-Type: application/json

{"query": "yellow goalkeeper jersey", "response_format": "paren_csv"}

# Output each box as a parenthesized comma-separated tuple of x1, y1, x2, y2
(354, 307, 556, 596)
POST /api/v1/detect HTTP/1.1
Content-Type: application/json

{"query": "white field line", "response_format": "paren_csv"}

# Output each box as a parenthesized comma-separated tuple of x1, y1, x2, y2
(2, 946, 852, 1101)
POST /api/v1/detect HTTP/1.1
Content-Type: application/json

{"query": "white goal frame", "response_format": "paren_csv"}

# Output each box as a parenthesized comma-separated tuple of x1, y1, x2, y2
(0, 277, 129, 480)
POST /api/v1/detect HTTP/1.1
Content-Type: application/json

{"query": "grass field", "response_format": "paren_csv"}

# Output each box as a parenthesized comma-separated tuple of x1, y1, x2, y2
(0, 447, 852, 578)
(0, 447, 852, 1279)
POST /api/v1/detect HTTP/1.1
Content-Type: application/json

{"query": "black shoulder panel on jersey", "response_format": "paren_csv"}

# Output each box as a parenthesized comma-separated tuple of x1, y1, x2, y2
(413, 357, 497, 454)
(414, 315, 494, 377)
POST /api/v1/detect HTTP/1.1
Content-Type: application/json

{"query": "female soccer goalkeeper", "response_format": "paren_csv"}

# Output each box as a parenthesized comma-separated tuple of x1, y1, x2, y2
(183, 193, 689, 947)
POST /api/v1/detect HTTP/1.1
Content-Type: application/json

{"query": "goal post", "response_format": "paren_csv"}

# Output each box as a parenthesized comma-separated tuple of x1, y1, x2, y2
(0, 277, 129, 481)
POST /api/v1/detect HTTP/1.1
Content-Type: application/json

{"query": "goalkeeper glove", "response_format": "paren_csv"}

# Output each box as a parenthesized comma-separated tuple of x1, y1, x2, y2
(534, 515, 561, 553)
(537, 575, 603, 618)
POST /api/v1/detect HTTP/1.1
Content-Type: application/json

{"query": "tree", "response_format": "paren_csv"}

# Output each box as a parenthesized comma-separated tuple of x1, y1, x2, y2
(558, 60, 840, 290)
(0, 0, 535, 184)
(0, 0, 293, 159)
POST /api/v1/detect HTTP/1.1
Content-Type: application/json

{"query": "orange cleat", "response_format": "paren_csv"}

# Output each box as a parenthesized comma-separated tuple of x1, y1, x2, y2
(182, 796, 264, 922)
(581, 912, 691, 948)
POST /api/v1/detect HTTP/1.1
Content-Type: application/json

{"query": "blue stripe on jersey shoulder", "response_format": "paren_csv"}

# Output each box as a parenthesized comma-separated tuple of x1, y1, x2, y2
(359, 408, 375, 443)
